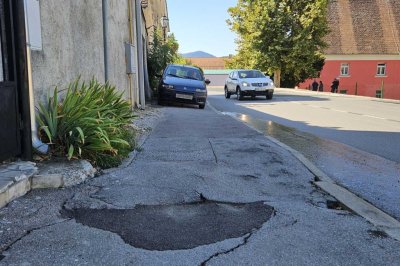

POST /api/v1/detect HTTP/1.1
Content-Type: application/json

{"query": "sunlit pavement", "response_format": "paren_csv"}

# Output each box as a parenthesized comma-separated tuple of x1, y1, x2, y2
(207, 86, 400, 221)
(1, 105, 399, 265)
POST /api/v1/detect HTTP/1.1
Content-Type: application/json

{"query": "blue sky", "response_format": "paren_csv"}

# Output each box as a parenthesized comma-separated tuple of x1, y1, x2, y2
(167, 0, 238, 57)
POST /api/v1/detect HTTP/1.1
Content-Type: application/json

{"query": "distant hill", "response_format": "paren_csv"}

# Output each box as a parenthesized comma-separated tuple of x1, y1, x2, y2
(182, 51, 216, 58)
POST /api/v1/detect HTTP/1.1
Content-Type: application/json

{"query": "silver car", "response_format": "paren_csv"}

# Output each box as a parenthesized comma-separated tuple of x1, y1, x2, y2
(224, 70, 275, 100)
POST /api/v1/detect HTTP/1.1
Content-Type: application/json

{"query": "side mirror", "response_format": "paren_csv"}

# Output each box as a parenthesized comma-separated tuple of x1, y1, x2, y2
(205, 79, 211, 85)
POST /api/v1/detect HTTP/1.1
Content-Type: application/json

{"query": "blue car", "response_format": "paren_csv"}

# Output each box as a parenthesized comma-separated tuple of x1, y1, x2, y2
(157, 64, 210, 109)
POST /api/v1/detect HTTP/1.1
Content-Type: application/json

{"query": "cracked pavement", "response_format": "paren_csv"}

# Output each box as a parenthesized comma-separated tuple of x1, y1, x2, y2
(0, 105, 399, 265)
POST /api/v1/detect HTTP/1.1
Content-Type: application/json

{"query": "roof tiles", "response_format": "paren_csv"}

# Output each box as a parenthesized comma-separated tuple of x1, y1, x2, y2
(324, 0, 400, 55)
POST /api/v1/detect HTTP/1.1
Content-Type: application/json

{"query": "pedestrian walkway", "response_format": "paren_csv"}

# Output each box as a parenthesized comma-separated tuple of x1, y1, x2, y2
(0, 105, 399, 265)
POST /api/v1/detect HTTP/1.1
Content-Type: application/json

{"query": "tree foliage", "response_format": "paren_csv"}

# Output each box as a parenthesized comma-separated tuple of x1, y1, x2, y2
(227, 0, 329, 87)
(147, 31, 187, 89)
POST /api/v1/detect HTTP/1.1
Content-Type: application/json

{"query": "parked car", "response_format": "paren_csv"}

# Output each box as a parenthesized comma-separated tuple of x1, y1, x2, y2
(224, 70, 275, 100)
(157, 64, 210, 109)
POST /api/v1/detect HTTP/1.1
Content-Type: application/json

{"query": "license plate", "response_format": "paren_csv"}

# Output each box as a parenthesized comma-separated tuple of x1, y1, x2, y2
(255, 88, 266, 91)
(176, 93, 193, 100)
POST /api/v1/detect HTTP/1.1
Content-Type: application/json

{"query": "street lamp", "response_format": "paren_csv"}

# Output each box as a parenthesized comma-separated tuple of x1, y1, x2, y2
(161, 16, 169, 41)
(141, 0, 148, 8)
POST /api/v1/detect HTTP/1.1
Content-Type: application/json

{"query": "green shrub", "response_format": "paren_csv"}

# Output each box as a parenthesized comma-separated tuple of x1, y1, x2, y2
(37, 78, 135, 168)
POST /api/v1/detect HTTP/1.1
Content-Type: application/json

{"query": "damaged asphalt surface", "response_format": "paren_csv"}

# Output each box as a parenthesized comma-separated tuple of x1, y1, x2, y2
(0, 105, 399, 265)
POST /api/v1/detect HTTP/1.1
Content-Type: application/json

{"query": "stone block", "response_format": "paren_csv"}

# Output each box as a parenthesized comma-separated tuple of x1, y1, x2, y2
(31, 174, 64, 189)
(0, 179, 31, 209)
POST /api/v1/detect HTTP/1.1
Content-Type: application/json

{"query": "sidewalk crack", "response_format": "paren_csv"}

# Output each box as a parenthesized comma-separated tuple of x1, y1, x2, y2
(0, 218, 71, 256)
(200, 232, 253, 266)
(208, 139, 218, 164)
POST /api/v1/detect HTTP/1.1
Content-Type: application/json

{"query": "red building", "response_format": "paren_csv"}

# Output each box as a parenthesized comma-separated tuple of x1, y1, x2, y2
(300, 0, 400, 100)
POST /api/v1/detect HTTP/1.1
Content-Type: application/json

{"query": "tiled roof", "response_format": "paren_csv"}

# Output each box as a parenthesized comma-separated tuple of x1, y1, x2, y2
(186, 58, 230, 70)
(324, 0, 400, 55)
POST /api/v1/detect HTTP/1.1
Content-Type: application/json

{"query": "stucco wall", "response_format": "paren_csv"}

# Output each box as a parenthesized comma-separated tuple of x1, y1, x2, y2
(143, 0, 168, 42)
(107, 0, 131, 100)
(30, 0, 131, 103)
(204, 74, 228, 87)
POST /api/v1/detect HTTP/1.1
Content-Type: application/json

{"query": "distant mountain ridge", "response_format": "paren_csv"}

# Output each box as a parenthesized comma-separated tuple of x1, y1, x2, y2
(182, 51, 216, 58)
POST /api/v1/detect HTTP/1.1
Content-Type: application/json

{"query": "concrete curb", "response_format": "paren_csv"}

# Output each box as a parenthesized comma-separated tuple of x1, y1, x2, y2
(32, 160, 96, 189)
(207, 102, 400, 241)
(102, 109, 165, 174)
(0, 162, 38, 208)
(0, 177, 31, 209)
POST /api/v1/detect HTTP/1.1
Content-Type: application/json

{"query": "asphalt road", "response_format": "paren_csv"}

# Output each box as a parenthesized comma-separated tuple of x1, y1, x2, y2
(1, 106, 399, 265)
(207, 87, 400, 221)
(207, 87, 400, 163)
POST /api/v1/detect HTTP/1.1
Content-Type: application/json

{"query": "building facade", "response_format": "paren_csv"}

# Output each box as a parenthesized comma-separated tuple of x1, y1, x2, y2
(300, 0, 400, 100)
(0, 0, 168, 162)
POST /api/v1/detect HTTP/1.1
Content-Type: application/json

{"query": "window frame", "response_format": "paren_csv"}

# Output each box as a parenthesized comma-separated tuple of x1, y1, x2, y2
(340, 63, 349, 76)
(376, 63, 386, 76)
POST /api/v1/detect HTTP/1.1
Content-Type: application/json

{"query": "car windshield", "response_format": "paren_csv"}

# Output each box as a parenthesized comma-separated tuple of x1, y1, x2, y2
(238, 70, 265, 79)
(166, 66, 203, 81)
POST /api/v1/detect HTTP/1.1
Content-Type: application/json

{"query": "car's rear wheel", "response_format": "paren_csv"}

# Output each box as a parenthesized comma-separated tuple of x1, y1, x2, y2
(199, 103, 205, 109)
(266, 91, 273, 100)
(237, 87, 243, 101)
(224, 86, 231, 99)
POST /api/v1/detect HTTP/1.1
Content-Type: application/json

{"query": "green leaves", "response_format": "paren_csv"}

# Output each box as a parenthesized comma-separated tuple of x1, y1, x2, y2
(147, 31, 184, 90)
(36, 78, 136, 168)
(227, 0, 329, 87)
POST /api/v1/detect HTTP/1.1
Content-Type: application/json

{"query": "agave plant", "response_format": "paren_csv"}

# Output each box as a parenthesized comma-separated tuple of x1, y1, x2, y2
(36, 78, 135, 168)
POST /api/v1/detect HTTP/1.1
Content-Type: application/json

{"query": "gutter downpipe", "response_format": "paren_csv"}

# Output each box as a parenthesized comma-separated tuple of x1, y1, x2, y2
(23, 2, 48, 154)
(131, 1, 140, 107)
(102, 0, 109, 82)
(136, 0, 145, 109)
(127, 0, 133, 109)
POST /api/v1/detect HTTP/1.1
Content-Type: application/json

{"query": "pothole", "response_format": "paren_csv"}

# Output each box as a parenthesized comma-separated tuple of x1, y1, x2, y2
(368, 230, 389, 239)
(326, 200, 345, 210)
(62, 201, 274, 251)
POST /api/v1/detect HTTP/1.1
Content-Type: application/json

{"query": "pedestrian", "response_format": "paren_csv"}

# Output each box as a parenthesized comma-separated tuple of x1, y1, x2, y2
(330, 78, 339, 93)
(319, 81, 324, 92)
(312, 79, 319, 91)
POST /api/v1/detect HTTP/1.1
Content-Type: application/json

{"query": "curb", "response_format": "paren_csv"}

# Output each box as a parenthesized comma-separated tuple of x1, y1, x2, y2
(102, 109, 165, 174)
(0, 162, 38, 209)
(207, 102, 400, 241)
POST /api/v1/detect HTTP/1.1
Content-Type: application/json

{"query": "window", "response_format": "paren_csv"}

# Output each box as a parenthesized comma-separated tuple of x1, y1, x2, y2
(377, 64, 386, 76)
(340, 63, 349, 76)
(238, 70, 265, 79)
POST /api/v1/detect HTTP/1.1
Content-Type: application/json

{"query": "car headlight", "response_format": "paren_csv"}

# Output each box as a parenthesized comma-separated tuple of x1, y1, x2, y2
(242, 82, 251, 87)
(162, 84, 174, 90)
(270, 82, 274, 86)
(195, 88, 206, 92)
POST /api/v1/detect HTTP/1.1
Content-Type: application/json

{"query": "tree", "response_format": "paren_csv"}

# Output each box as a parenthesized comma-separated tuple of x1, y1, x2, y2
(227, 0, 329, 87)
(147, 32, 186, 89)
